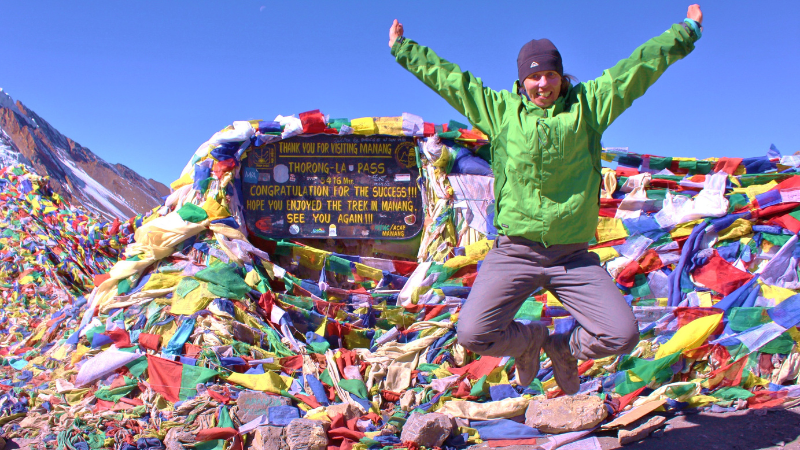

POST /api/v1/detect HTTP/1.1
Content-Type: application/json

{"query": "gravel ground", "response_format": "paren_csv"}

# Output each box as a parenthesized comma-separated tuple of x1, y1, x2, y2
(469, 406, 800, 450)
(4, 407, 800, 450)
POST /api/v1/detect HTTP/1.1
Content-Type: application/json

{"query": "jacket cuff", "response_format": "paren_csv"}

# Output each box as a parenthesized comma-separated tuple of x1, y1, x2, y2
(390, 36, 408, 57)
(682, 18, 703, 39)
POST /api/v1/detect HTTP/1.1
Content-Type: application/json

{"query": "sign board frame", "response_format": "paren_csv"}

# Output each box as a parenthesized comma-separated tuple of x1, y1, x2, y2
(242, 134, 423, 240)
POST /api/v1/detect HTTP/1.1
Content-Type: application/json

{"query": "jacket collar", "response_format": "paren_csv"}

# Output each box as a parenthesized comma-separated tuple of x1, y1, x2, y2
(514, 80, 566, 117)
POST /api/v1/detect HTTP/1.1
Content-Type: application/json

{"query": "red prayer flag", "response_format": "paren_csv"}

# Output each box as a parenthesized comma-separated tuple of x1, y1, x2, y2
(616, 166, 639, 177)
(146, 354, 182, 402)
(138, 333, 161, 352)
(747, 390, 788, 409)
(393, 260, 418, 277)
(616, 260, 642, 288)
(93, 272, 110, 288)
(714, 157, 743, 175)
(294, 393, 322, 409)
(299, 110, 326, 134)
(196, 428, 238, 441)
(674, 307, 725, 328)
(692, 251, 753, 295)
(769, 213, 800, 234)
(213, 158, 237, 180)
(704, 355, 747, 389)
(448, 356, 502, 379)
(106, 328, 132, 348)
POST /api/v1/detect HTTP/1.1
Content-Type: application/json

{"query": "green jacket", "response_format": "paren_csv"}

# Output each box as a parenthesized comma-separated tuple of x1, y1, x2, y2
(392, 23, 699, 246)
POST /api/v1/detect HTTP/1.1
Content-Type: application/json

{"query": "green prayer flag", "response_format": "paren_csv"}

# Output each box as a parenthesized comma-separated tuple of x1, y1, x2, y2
(179, 364, 219, 401)
(615, 352, 681, 395)
(195, 263, 251, 298)
(514, 298, 543, 321)
(176, 277, 200, 297)
(713, 386, 754, 400)
(338, 379, 369, 399)
(176, 203, 209, 223)
(469, 375, 489, 398)
(126, 356, 148, 378)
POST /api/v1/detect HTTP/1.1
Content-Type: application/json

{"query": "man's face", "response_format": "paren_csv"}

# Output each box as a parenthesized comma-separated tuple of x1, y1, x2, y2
(523, 70, 562, 108)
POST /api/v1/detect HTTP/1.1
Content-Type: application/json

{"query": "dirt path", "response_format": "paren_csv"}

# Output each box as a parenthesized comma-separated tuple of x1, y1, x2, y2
(468, 406, 800, 450)
(5, 407, 800, 450)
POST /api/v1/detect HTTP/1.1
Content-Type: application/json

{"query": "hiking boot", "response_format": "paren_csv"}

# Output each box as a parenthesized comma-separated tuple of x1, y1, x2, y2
(514, 322, 548, 387)
(543, 333, 580, 395)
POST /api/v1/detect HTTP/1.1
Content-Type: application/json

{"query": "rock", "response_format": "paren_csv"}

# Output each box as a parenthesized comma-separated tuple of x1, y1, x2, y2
(326, 402, 362, 420)
(164, 428, 185, 450)
(525, 395, 608, 433)
(268, 405, 301, 426)
(236, 391, 292, 424)
(285, 419, 329, 450)
(251, 426, 286, 450)
(618, 415, 667, 445)
(399, 389, 418, 411)
(165, 427, 197, 450)
(19, 414, 41, 429)
(399, 412, 454, 448)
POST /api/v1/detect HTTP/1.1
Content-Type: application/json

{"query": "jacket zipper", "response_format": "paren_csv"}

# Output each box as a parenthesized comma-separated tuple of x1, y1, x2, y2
(538, 110, 547, 246)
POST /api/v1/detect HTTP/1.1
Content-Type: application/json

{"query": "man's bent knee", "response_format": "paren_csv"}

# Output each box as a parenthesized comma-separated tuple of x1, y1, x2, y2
(602, 325, 640, 355)
(456, 324, 495, 355)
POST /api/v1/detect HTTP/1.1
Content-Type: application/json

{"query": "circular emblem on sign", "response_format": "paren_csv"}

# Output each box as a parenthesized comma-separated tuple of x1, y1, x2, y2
(289, 224, 300, 235)
(394, 142, 417, 169)
(404, 214, 416, 225)
(252, 143, 276, 170)
(274, 164, 289, 183)
(255, 217, 272, 232)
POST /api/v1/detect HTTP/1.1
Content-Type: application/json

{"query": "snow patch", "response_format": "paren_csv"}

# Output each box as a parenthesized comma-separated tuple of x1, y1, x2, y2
(0, 129, 31, 168)
(53, 146, 133, 219)
(0, 88, 37, 128)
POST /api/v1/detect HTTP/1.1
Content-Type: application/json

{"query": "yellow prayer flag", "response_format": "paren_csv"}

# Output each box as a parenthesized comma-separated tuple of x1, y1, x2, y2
(655, 314, 722, 359)
(374, 117, 403, 135)
(590, 246, 620, 263)
(226, 370, 286, 394)
(142, 273, 182, 291)
(292, 246, 328, 271)
(350, 117, 378, 135)
(170, 283, 215, 315)
(758, 281, 797, 304)
(202, 197, 230, 221)
(354, 263, 383, 280)
(596, 217, 628, 243)
(717, 219, 753, 241)
(170, 171, 193, 190)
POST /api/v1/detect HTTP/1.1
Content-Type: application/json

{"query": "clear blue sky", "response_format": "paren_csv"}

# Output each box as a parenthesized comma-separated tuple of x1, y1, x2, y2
(2, 1, 799, 185)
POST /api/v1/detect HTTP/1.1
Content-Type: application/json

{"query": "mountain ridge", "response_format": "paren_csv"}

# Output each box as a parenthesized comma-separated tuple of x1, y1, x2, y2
(0, 88, 169, 220)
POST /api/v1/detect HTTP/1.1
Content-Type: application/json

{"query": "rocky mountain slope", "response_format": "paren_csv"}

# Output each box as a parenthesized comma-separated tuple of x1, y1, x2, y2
(0, 88, 169, 220)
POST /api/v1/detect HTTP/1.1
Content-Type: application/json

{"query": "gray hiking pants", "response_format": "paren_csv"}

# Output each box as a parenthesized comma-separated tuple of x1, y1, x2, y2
(457, 235, 639, 360)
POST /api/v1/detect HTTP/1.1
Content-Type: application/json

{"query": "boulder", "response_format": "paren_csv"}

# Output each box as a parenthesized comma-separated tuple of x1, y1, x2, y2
(164, 427, 197, 450)
(618, 415, 666, 445)
(525, 395, 608, 433)
(236, 391, 292, 424)
(251, 426, 286, 450)
(285, 419, 328, 450)
(326, 402, 362, 420)
(399, 412, 454, 448)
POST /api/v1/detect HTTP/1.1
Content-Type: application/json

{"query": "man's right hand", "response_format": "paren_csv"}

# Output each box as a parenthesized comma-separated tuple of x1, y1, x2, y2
(687, 4, 703, 25)
(389, 19, 404, 48)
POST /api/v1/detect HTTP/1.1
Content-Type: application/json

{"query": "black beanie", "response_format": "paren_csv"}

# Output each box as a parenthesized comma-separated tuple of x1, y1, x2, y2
(517, 38, 563, 83)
